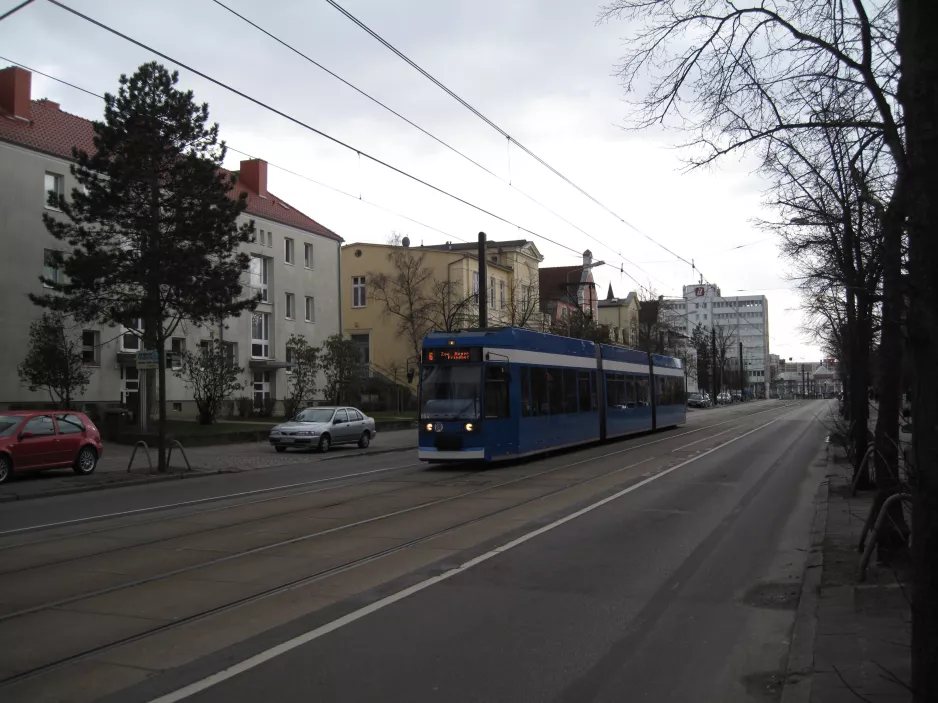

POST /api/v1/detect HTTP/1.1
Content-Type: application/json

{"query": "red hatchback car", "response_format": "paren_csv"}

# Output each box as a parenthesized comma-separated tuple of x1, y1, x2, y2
(0, 411, 103, 483)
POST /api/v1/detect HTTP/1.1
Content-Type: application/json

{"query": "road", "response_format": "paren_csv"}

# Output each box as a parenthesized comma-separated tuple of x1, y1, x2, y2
(0, 400, 829, 702)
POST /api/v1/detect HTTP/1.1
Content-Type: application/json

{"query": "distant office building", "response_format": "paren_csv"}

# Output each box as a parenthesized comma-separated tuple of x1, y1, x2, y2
(662, 283, 770, 397)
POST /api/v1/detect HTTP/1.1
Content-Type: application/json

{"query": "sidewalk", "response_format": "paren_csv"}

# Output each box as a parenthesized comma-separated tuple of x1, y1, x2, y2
(0, 428, 418, 503)
(784, 444, 911, 702)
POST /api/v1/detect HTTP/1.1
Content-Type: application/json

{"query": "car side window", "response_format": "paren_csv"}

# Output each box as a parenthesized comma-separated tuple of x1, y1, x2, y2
(350, 410, 363, 421)
(55, 414, 85, 434)
(23, 415, 56, 437)
(334, 409, 348, 423)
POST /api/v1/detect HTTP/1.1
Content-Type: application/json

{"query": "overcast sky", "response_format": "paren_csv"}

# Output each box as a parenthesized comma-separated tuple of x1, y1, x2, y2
(3, 0, 821, 361)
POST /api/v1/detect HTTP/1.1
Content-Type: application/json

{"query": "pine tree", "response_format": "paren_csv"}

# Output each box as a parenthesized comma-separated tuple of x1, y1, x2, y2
(31, 63, 257, 469)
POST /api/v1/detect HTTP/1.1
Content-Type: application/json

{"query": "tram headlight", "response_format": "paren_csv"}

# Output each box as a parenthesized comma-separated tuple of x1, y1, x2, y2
(425, 423, 433, 432)
(464, 422, 474, 432)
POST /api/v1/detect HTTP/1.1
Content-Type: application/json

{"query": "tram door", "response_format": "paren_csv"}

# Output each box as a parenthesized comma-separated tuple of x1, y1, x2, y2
(483, 364, 512, 458)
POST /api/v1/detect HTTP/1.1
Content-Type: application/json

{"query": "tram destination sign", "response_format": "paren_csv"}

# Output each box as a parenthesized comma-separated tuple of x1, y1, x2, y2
(422, 347, 482, 363)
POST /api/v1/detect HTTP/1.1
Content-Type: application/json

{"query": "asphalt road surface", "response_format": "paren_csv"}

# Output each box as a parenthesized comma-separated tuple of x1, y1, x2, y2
(0, 400, 830, 703)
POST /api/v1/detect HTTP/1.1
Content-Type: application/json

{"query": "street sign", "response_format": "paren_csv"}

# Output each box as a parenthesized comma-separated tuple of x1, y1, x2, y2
(136, 349, 159, 370)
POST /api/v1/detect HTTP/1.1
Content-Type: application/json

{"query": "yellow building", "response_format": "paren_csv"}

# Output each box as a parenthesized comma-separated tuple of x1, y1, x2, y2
(340, 239, 543, 397)
(598, 285, 641, 347)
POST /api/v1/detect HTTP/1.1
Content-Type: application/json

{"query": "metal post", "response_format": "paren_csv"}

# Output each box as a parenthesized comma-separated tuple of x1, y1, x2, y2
(139, 368, 148, 433)
(739, 340, 744, 399)
(478, 231, 487, 329)
(711, 325, 717, 402)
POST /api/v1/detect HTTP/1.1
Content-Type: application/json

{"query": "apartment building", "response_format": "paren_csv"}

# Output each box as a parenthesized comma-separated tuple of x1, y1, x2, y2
(662, 283, 771, 396)
(0, 66, 341, 416)
(340, 239, 543, 393)
(597, 285, 640, 347)
(539, 250, 601, 325)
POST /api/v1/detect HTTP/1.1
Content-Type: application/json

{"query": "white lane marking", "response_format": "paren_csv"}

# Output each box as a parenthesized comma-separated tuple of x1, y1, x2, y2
(0, 463, 420, 537)
(148, 405, 802, 703)
(0, 403, 792, 539)
(670, 427, 736, 453)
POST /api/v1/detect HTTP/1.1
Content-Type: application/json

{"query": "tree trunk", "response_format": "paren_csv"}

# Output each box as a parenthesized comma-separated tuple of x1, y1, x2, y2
(851, 304, 873, 488)
(157, 330, 168, 472)
(873, 196, 909, 560)
(897, 2, 938, 698)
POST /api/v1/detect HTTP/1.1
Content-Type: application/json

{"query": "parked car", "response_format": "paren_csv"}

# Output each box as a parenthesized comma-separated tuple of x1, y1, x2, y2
(687, 393, 708, 409)
(717, 391, 732, 405)
(0, 410, 103, 483)
(268, 406, 377, 453)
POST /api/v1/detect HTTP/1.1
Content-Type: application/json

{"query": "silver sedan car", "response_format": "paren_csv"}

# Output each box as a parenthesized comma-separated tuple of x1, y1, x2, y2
(268, 406, 377, 453)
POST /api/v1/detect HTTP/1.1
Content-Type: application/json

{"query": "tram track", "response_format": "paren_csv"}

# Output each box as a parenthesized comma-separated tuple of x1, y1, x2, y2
(0, 403, 799, 688)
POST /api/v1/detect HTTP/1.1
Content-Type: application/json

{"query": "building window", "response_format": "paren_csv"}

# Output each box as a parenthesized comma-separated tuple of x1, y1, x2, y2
(350, 333, 370, 367)
(285, 292, 295, 320)
(172, 402, 183, 412)
(285, 345, 295, 374)
(249, 256, 269, 302)
(121, 366, 139, 404)
(521, 284, 530, 308)
(488, 276, 495, 307)
(284, 237, 294, 265)
(352, 276, 366, 308)
(304, 242, 313, 269)
(81, 330, 100, 365)
(251, 312, 270, 358)
(305, 296, 314, 322)
(120, 319, 142, 352)
(253, 371, 271, 408)
(473, 271, 480, 304)
(500, 280, 506, 310)
(44, 172, 64, 209)
(43, 249, 65, 288)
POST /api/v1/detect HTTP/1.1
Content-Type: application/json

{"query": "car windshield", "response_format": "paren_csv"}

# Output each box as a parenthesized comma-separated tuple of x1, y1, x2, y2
(0, 415, 23, 437)
(420, 364, 482, 420)
(295, 409, 336, 423)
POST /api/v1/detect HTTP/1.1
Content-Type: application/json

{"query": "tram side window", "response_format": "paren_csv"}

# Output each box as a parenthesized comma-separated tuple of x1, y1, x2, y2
(484, 366, 510, 419)
(531, 367, 549, 416)
(656, 376, 665, 405)
(626, 375, 636, 407)
(521, 367, 532, 417)
(562, 369, 577, 413)
(578, 371, 592, 413)
(548, 368, 564, 414)
(590, 371, 598, 410)
(635, 375, 650, 406)
(606, 372, 626, 408)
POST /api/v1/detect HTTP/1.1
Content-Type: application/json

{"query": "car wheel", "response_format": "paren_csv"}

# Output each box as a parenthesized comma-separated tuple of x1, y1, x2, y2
(73, 446, 98, 476)
(0, 454, 11, 484)
(318, 434, 331, 453)
(358, 431, 371, 449)
(274, 446, 287, 453)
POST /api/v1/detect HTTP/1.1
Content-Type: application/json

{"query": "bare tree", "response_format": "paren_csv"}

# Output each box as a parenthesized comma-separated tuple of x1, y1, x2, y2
(368, 247, 435, 368)
(502, 277, 543, 329)
(712, 325, 737, 395)
(426, 279, 478, 332)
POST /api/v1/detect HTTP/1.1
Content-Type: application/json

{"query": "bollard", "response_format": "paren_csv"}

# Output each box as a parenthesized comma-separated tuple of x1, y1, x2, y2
(858, 493, 911, 581)
(166, 439, 192, 472)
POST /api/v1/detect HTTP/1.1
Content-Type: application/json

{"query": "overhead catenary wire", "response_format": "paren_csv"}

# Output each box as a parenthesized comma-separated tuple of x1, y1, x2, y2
(210, 0, 643, 285)
(323, 0, 786, 343)
(0, 55, 470, 246)
(45, 0, 657, 287)
(324, 0, 697, 269)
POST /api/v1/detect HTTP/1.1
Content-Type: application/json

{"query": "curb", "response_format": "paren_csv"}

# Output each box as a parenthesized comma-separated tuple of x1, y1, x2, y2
(780, 451, 832, 703)
(0, 445, 419, 503)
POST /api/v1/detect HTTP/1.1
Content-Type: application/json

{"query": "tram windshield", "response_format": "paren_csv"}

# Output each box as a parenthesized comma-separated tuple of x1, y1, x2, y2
(420, 364, 482, 420)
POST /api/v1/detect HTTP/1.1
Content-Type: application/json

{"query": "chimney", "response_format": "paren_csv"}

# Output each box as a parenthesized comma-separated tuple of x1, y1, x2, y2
(0, 66, 32, 120)
(239, 158, 268, 197)
(583, 249, 593, 268)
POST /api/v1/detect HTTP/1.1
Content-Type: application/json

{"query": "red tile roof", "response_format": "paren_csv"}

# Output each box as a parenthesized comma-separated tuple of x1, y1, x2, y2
(0, 99, 341, 242)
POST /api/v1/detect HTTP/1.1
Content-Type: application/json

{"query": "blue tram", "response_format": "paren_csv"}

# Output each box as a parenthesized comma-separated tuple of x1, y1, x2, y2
(417, 327, 686, 462)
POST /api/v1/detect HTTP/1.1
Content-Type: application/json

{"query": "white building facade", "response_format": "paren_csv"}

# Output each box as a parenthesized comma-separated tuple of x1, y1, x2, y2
(0, 66, 342, 418)
(662, 283, 771, 397)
